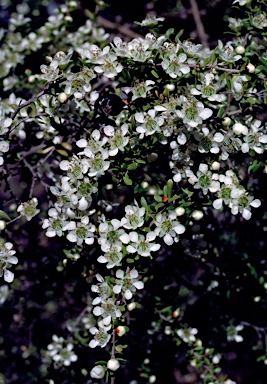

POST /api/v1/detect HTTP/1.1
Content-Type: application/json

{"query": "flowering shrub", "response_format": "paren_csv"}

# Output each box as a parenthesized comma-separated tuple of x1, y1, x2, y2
(0, 0, 267, 383)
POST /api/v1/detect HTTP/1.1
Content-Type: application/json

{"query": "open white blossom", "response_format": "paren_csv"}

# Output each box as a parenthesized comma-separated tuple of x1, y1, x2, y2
(121, 203, 146, 230)
(154, 211, 185, 245)
(113, 269, 144, 300)
(126, 231, 161, 257)
(46, 335, 78, 367)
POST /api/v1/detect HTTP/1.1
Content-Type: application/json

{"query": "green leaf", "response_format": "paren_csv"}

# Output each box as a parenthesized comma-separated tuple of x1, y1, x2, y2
(123, 176, 133, 185)
(0, 210, 11, 221)
(56, 149, 69, 157)
(182, 188, 194, 198)
(140, 197, 148, 209)
(217, 107, 225, 118)
(154, 195, 162, 203)
(126, 258, 135, 263)
(155, 202, 165, 210)
(136, 159, 146, 164)
(167, 179, 173, 198)
(175, 29, 184, 41)
(127, 162, 138, 170)
(151, 70, 159, 79)
(248, 160, 262, 173)
(259, 57, 267, 67)
(168, 195, 180, 202)
(166, 28, 174, 38)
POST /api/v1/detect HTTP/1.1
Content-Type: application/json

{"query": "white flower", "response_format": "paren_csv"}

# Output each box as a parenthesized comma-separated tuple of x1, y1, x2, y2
(227, 324, 244, 342)
(154, 211, 185, 245)
(91, 274, 112, 299)
(17, 198, 40, 221)
(136, 14, 165, 27)
(94, 54, 123, 78)
(126, 231, 161, 257)
(46, 336, 78, 367)
(121, 203, 146, 230)
(89, 325, 111, 348)
(105, 124, 129, 156)
(176, 96, 212, 128)
(97, 244, 123, 269)
(161, 52, 190, 78)
(127, 38, 152, 62)
(42, 208, 66, 237)
(187, 163, 220, 195)
(233, 0, 251, 5)
(0, 140, 10, 165)
(90, 365, 105, 379)
(60, 157, 89, 179)
(0, 241, 18, 283)
(218, 40, 242, 62)
(64, 216, 95, 245)
(98, 216, 128, 252)
(177, 327, 198, 343)
(135, 109, 164, 138)
(131, 80, 155, 100)
(93, 298, 121, 324)
(113, 269, 144, 300)
(0, 285, 9, 304)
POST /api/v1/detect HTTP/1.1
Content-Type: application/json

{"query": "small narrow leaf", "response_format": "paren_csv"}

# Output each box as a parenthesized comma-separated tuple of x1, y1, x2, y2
(0, 210, 11, 221)
(151, 70, 159, 79)
(56, 149, 69, 157)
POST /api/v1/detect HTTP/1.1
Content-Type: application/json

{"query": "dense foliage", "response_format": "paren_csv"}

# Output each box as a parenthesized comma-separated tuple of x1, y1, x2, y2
(0, 0, 267, 383)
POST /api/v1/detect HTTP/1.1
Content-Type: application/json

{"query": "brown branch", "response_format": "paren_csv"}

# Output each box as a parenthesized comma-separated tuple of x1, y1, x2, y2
(96, 15, 143, 39)
(189, 0, 209, 48)
(10, 84, 51, 121)
(77, 0, 143, 40)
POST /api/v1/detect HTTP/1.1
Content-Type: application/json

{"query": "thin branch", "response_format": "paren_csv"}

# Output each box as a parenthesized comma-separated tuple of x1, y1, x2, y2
(188, 64, 240, 73)
(189, 0, 209, 48)
(11, 84, 51, 120)
(77, 1, 143, 40)
(97, 16, 143, 39)
(9, 113, 48, 133)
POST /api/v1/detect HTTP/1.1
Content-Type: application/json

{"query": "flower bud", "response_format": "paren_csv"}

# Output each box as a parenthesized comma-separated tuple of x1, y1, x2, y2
(127, 302, 136, 311)
(172, 309, 180, 318)
(116, 326, 126, 337)
(149, 375, 156, 383)
(192, 210, 204, 220)
(222, 117, 231, 126)
(0, 220, 6, 230)
(28, 75, 36, 83)
(175, 207, 185, 216)
(107, 358, 120, 371)
(58, 92, 68, 103)
(235, 46, 245, 54)
(90, 365, 105, 379)
(165, 84, 175, 91)
(211, 161, 220, 171)
(246, 63, 255, 73)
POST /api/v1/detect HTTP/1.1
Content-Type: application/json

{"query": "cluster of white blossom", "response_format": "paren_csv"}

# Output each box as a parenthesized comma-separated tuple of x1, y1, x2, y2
(0, 239, 18, 283)
(1, 0, 267, 382)
(46, 334, 78, 368)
